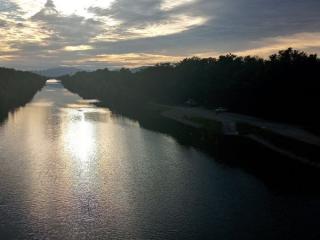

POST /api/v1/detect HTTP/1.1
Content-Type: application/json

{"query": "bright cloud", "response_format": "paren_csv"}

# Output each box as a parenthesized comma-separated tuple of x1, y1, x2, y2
(64, 45, 93, 51)
(129, 15, 207, 38)
(6, 0, 115, 18)
(53, 0, 115, 17)
(235, 32, 320, 58)
(161, 0, 197, 11)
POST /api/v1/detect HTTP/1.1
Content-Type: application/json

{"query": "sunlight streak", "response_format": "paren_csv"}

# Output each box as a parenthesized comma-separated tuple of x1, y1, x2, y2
(64, 110, 96, 164)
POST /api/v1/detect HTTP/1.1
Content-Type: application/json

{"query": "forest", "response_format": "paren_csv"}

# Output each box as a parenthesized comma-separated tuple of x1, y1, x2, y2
(61, 48, 320, 131)
(0, 67, 46, 122)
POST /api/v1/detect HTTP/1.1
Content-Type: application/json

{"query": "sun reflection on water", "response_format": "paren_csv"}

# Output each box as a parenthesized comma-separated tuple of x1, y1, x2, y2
(63, 110, 96, 165)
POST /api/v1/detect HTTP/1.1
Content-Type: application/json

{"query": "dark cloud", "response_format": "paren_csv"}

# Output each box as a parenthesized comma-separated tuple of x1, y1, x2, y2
(45, 0, 55, 8)
(0, 1, 18, 12)
(90, 0, 166, 25)
(30, 0, 103, 46)
(85, 0, 320, 55)
(0, 19, 7, 27)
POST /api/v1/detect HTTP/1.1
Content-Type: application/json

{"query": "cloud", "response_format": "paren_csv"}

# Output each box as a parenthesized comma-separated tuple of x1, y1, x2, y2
(234, 32, 320, 58)
(89, 0, 210, 41)
(44, 0, 55, 8)
(0, 55, 15, 61)
(0, 18, 8, 27)
(64, 45, 94, 51)
(0, 0, 320, 69)
(64, 52, 187, 68)
(160, 0, 197, 11)
(31, 0, 104, 45)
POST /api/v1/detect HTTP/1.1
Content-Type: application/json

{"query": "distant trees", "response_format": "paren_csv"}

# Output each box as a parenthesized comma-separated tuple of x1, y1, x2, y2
(0, 67, 46, 122)
(61, 48, 320, 130)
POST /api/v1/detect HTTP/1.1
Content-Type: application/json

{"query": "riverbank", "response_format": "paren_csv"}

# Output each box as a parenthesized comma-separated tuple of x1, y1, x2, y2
(155, 103, 320, 168)
(0, 68, 46, 123)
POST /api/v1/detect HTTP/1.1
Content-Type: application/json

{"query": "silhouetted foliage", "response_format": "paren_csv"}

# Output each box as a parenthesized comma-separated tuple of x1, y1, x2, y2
(61, 48, 320, 132)
(0, 67, 46, 122)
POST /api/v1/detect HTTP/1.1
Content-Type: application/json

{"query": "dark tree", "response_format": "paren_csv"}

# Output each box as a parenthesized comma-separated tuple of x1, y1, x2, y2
(0, 67, 46, 122)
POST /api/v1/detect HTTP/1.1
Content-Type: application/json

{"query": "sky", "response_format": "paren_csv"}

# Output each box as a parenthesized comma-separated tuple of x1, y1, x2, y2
(0, 0, 319, 70)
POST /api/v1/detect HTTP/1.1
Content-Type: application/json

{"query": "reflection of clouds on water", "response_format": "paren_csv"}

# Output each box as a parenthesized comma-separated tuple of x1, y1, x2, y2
(3, 75, 299, 240)
(66, 103, 95, 109)
(29, 101, 54, 107)
(46, 79, 60, 84)
(2, 78, 196, 238)
(61, 98, 110, 123)
(63, 91, 76, 96)
(65, 99, 101, 109)
(84, 111, 109, 122)
(78, 99, 100, 104)
(2, 77, 223, 240)
(60, 107, 110, 123)
(58, 92, 110, 165)
(111, 115, 141, 128)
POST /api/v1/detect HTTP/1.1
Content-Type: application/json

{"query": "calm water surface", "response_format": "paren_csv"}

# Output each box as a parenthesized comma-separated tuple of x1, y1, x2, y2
(0, 80, 319, 240)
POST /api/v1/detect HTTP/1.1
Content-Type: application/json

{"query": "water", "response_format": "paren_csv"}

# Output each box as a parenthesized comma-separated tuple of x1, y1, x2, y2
(0, 80, 319, 240)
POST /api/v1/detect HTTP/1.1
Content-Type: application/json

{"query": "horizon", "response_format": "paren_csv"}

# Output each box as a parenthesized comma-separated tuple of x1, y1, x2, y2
(3, 47, 319, 72)
(0, 0, 319, 70)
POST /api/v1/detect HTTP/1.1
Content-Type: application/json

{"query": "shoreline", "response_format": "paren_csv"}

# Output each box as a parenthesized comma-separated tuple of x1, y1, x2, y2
(157, 104, 320, 168)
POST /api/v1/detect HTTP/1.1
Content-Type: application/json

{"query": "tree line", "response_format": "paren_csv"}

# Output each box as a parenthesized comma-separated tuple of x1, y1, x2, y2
(0, 67, 46, 122)
(61, 48, 320, 131)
